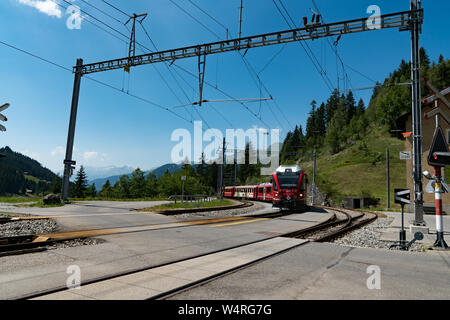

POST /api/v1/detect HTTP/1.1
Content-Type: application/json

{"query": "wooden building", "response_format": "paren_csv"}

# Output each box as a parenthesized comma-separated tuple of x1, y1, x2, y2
(396, 87, 450, 214)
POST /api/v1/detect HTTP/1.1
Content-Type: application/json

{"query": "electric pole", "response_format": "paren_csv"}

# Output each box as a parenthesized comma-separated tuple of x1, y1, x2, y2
(312, 149, 317, 206)
(61, 58, 83, 202)
(217, 137, 225, 199)
(409, 0, 425, 226)
(125, 13, 147, 60)
(238, 0, 244, 39)
(387, 148, 390, 210)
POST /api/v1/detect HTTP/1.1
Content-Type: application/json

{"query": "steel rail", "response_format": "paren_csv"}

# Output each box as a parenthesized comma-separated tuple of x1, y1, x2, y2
(17, 209, 336, 300)
(0, 201, 299, 255)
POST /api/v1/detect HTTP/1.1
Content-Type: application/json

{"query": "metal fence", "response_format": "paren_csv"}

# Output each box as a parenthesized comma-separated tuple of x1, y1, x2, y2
(168, 195, 215, 204)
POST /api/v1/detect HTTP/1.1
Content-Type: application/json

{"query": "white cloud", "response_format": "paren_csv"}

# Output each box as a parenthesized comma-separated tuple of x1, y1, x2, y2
(51, 146, 65, 157)
(83, 151, 98, 160)
(18, 0, 63, 18)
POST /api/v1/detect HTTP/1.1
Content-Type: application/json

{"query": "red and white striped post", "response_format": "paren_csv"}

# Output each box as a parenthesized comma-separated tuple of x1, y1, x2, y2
(433, 166, 448, 248)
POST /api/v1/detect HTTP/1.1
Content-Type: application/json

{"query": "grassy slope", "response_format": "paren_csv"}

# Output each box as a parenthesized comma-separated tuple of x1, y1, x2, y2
(24, 174, 40, 183)
(0, 196, 40, 203)
(300, 126, 407, 210)
(140, 199, 233, 211)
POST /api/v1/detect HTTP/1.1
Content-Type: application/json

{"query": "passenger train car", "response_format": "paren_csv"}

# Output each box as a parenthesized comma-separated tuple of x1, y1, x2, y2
(222, 165, 307, 211)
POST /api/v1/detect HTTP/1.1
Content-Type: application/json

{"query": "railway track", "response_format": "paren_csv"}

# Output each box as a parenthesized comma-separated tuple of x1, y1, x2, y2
(282, 207, 376, 242)
(0, 201, 302, 257)
(16, 206, 378, 300)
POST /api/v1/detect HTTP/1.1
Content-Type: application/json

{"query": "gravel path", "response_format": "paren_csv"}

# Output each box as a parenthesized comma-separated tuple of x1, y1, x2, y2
(331, 216, 423, 252)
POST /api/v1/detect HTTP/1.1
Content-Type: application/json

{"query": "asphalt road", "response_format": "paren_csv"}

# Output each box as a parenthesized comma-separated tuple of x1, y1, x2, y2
(170, 241, 450, 300)
(0, 201, 334, 299)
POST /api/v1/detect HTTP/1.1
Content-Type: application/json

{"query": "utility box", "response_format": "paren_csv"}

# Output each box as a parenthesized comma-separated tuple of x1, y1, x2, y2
(341, 197, 371, 209)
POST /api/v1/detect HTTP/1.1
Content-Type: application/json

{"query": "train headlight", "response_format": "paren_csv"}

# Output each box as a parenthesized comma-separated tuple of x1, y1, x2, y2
(298, 193, 303, 198)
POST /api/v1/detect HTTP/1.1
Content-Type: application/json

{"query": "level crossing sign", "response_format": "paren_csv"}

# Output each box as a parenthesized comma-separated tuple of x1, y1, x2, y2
(427, 127, 450, 167)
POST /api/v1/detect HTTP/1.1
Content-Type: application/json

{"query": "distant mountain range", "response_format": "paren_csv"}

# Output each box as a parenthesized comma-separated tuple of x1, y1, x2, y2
(89, 163, 182, 189)
(57, 165, 135, 182)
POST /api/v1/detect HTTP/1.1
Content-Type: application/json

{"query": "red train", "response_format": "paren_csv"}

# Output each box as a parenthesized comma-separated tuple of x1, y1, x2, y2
(222, 165, 308, 211)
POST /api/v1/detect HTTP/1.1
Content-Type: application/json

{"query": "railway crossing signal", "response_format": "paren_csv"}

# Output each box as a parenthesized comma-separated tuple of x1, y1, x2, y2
(422, 80, 450, 248)
(427, 127, 450, 167)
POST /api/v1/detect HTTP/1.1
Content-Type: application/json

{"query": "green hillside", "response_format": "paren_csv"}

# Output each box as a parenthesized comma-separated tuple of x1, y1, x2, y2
(300, 126, 406, 210)
(0, 146, 57, 195)
(243, 49, 449, 210)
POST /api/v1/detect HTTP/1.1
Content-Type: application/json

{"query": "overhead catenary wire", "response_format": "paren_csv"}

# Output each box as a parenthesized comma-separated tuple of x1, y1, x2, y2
(99, 0, 237, 128)
(311, 0, 379, 90)
(167, 0, 278, 128)
(186, 0, 229, 37)
(78, 0, 125, 25)
(272, 0, 334, 92)
(168, 0, 222, 40)
(173, 0, 291, 131)
(0, 39, 195, 126)
(48, 0, 129, 46)
(101, 0, 131, 18)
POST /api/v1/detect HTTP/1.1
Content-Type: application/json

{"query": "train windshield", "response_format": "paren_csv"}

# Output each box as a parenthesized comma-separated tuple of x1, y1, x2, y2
(276, 172, 300, 189)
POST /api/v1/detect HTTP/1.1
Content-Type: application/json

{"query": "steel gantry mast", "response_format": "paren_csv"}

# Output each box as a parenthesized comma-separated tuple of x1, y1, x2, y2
(61, 7, 423, 202)
(409, 0, 425, 226)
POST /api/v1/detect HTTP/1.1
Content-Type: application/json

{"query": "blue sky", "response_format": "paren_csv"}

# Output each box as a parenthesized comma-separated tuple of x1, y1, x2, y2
(0, 0, 448, 174)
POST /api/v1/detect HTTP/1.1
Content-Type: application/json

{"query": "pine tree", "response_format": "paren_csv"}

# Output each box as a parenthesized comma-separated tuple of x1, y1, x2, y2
(345, 90, 356, 123)
(99, 180, 113, 198)
(306, 101, 317, 139)
(325, 89, 340, 125)
(356, 98, 365, 116)
(51, 175, 62, 194)
(85, 183, 97, 198)
(316, 103, 326, 135)
(129, 168, 146, 198)
(73, 166, 88, 198)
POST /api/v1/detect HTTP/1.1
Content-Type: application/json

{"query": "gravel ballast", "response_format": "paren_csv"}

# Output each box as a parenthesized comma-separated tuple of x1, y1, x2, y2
(331, 216, 423, 252)
(0, 213, 103, 249)
(0, 214, 58, 237)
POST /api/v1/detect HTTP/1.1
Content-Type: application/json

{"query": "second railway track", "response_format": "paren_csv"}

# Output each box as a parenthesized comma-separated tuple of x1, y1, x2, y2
(13, 206, 379, 300)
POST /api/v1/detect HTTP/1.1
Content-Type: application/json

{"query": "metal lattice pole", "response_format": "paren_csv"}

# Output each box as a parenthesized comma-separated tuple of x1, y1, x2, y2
(410, 0, 425, 225)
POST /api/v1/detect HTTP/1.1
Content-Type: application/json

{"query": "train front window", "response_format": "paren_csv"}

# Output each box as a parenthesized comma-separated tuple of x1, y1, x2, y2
(271, 178, 278, 191)
(276, 172, 300, 189)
